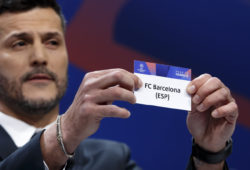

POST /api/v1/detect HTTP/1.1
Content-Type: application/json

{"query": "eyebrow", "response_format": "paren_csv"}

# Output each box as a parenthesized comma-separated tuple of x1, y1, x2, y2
(42, 32, 62, 41)
(4, 31, 63, 42)
(5, 32, 33, 41)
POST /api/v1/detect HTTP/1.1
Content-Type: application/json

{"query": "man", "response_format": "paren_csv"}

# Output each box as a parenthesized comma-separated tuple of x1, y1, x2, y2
(0, 0, 238, 170)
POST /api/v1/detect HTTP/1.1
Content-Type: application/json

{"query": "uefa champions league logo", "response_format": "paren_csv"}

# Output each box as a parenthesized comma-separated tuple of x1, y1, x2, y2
(137, 64, 146, 73)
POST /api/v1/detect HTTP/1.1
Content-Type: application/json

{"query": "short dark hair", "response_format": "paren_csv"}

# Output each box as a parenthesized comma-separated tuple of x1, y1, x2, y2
(0, 0, 66, 30)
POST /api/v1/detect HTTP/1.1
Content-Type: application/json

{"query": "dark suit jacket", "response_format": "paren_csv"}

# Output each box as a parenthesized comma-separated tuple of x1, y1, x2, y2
(0, 125, 228, 170)
(0, 125, 140, 170)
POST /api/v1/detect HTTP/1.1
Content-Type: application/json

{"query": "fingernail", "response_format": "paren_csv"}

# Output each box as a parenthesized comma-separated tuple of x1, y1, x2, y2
(127, 111, 131, 117)
(133, 96, 137, 103)
(212, 110, 219, 117)
(193, 95, 200, 104)
(187, 85, 196, 94)
(197, 104, 205, 112)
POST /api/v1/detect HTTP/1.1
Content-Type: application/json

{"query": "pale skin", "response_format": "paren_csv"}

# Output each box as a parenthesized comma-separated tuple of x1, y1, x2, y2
(0, 8, 238, 170)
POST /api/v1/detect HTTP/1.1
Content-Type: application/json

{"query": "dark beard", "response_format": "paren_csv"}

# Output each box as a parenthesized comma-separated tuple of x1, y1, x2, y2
(0, 67, 67, 116)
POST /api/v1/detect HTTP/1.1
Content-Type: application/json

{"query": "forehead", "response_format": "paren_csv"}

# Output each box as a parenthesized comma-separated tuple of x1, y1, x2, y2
(0, 8, 63, 38)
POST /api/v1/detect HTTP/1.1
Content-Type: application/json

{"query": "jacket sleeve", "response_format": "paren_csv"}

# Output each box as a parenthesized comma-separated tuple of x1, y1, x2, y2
(120, 143, 142, 170)
(66, 139, 142, 170)
(186, 155, 229, 170)
(0, 131, 45, 170)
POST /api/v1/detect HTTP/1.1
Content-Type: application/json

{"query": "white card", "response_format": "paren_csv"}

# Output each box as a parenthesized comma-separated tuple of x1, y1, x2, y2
(134, 60, 191, 111)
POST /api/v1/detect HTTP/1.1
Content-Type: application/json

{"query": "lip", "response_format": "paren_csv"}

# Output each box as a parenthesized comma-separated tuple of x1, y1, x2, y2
(26, 73, 53, 83)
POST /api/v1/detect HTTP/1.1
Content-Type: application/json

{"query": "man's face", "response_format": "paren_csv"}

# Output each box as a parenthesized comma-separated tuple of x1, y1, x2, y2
(0, 8, 68, 115)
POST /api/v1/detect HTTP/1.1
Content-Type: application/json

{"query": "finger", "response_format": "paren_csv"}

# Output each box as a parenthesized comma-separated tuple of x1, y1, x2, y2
(84, 69, 142, 91)
(193, 77, 226, 105)
(84, 69, 123, 78)
(187, 74, 212, 95)
(98, 105, 131, 118)
(87, 86, 136, 104)
(133, 74, 143, 90)
(85, 69, 142, 89)
(211, 101, 238, 123)
(196, 88, 229, 112)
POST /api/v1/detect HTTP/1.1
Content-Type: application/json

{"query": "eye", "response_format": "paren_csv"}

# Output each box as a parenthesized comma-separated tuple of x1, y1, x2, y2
(49, 40, 59, 45)
(46, 39, 60, 49)
(12, 40, 27, 49)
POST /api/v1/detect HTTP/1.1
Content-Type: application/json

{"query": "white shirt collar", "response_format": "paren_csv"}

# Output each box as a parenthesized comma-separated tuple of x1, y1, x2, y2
(0, 111, 55, 147)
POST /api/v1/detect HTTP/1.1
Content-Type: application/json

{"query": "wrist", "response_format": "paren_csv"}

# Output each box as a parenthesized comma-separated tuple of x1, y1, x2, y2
(191, 138, 233, 164)
(56, 115, 75, 159)
(59, 114, 82, 154)
(194, 139, 227, 153)
(40, 125, 68, 169)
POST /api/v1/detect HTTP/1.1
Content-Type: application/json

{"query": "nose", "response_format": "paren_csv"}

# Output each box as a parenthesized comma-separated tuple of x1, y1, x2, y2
(30, 42, 48, 67)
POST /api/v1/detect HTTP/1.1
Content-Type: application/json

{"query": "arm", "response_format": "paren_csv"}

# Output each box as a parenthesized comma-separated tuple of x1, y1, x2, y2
(186, 74, 238, 170)
(40, 69, 142, 169)
(67, 139, 142, 170)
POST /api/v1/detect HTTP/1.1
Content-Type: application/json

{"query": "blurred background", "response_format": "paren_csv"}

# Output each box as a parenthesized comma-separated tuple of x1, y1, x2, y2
(57, 0, 250, 169)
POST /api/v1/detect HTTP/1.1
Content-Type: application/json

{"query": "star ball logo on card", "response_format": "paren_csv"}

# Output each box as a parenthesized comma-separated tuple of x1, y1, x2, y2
(137, 64, 146, 73)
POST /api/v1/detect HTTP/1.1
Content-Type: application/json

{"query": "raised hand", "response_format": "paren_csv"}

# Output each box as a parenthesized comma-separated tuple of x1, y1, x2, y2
(61, 69, 142, 151)
(186, 74, 238, 152)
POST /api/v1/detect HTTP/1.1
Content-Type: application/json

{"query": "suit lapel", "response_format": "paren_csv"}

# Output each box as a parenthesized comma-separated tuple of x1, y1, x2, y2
(0, 125, 18, 160)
